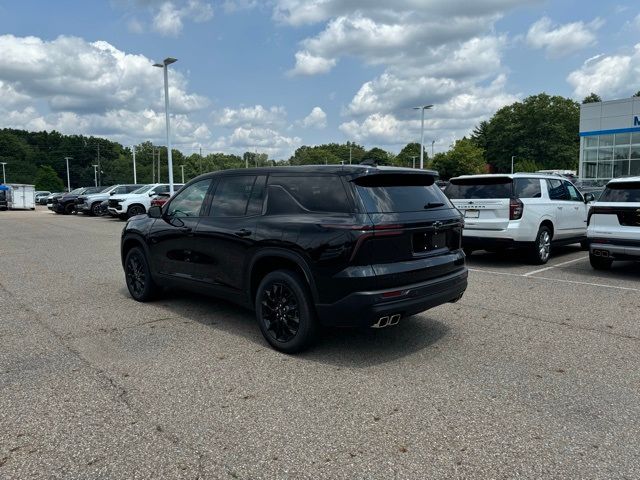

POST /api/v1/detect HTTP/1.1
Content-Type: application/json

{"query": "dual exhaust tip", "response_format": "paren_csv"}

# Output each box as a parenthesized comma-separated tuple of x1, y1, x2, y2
(371, 314, 401, 329)
(592, 249, 610, 258)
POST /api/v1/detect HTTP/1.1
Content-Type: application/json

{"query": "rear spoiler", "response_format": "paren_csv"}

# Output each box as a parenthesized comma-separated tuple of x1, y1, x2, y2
(351, 171, 438, 187)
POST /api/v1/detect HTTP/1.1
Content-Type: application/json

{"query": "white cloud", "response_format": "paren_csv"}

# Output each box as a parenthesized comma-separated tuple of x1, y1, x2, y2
(210, 126, 301, 158)
(301, 107, 327, 129)
(213, 105, 287, 128)
(127, 17, 145, 34)
(289, 50, 336, 76)
(567, 44, 640, 99)
(222, 0, 259, 13)
(526, 16, 601, 58)
(149, 0, 213, 36)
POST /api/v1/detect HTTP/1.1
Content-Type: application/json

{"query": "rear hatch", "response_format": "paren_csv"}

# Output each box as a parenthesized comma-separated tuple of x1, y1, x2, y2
(445, 176, 513, 230)
(588, 181, 640, 241)
(351, 172, 464, 288)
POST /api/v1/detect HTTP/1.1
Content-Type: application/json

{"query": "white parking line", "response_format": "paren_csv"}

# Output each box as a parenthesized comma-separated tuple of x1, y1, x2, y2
(469, 267, 640, 292)
(522, 256, 587, 277)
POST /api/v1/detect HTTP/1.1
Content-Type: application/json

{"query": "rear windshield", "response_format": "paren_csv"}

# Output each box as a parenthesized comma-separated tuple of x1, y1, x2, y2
(445, 177, 512, 199)
(599, 182, 640, 202)
(354, 173, 450, 213)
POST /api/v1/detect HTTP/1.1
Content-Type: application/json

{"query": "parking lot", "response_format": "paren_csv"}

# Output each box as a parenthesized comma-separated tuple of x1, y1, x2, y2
(1, 207, 640, 479)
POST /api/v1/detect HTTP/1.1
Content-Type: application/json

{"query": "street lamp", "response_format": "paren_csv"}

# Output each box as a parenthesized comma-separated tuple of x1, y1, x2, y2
(0, 162, 6, 184)
(511, 155, 516, 174)
(431, 140, 435, 158)
(180, 164, 185, 184)
(153, 57, 178, 195)
(413, 104, 433, 169)
(92, 165, 98, 187)
(411, 155, 418, 169)
(64, 157, 73, 192)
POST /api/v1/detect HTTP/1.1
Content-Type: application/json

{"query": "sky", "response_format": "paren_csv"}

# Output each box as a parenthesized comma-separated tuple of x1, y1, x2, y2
(0, 0, 639, 159)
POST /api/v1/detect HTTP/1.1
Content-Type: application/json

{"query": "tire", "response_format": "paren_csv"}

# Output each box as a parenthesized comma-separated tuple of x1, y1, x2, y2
(580, 240, 589, 251)
(463, 247, 474, 257)
(127, 204, 145, 218)
(589, 253, 612, 270)
(529, 226, 552, 265)
(63, 203, 75, 215)
(255, 270, 318, 353)
(91, 202, 103, 216)
(124, 247, 158, 302)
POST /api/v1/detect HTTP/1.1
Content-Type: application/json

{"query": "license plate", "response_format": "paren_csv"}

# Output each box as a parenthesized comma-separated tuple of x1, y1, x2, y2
(413, 231, 447, 253)
(464, 209, 479, 218)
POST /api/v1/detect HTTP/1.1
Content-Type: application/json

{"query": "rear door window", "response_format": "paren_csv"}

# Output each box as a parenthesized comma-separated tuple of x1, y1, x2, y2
(267, 175, 351, 214)
(513, 178, 542, 198)
(599, 182, 640, 202)
(564, 181, 583, 202)
(355, 173, 449, 213)
(445, 177, 513, 199)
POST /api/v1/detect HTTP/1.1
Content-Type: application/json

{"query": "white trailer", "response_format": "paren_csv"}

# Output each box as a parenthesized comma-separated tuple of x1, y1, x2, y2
(5, 184, 36, 210)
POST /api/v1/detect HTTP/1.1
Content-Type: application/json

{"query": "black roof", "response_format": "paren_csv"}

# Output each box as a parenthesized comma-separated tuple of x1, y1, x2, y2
(192, 164, 439, 182)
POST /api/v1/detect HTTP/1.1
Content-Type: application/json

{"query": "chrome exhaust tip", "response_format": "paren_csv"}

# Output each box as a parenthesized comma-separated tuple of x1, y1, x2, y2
(388, 314, 400, 326)
(593, 250, 601, 256)
(371, 316, 389, 329)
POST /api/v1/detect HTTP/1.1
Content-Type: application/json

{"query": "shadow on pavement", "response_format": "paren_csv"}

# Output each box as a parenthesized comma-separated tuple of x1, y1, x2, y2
(467, 244, 584, 269)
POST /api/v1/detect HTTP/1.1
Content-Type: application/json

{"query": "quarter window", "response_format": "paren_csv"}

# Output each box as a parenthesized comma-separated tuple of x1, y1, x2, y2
(267, 175, 350, 213)
(210, 176, 257, 217)
(166, 179, 212, 218)
(513, 178, 542, 198)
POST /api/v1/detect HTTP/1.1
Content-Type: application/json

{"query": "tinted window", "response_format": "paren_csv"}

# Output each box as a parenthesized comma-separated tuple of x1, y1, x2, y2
(268, 175, 350, 213)
(125, 185, 142, 193)
(564, 181, 583, 202)
(112, 186, 128, 194)
(599, 182, 640, 202)
(445, 178, 512, 199)
(513, 178, 542, 198)
(166, 179, 212, 217)
(210, 176, 257, 217)
(246, 176, 267, 216)
(547, 179, 569, 200)
(356, 174, 449, 213)
(132, 184, 154, 194)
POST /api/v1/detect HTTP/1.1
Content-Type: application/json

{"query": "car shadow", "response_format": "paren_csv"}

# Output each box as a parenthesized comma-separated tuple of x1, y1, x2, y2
(131, 288, 450, 368)
(467, 244, 584, 268)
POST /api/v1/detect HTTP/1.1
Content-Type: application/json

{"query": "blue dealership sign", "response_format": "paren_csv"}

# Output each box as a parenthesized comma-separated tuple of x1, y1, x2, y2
(635, 116, 640, 126)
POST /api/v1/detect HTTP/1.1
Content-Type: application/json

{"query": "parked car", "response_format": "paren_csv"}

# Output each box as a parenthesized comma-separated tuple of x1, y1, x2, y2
(51, 186, 105, 214)
(35, 191, 51, 204)
(587, 176, 640, 270)
(120, 166, 468, 352)
(445, 173, 594, 264)
(76, 184, 143, 216)
(48, 190, 77, 211)
(108, 183, 183, 219)
(150, 192, 170, 208)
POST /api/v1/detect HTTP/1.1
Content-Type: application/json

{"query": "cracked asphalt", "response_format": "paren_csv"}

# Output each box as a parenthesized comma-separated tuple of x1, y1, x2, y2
(1, 207, 639, 479)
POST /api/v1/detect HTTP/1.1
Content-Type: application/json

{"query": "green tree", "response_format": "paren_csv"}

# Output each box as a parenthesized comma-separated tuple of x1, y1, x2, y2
(470, 120, 489, 151)
(395, 142, 425, 167)
(513, 159, 540, 173)
(633, 91, 640, 98)
(431, 138, 486, 180)
(34, 165, 65, 191)
(582, 92, 602, 104)
(363, 147, 391, 165)
(473, 93, 580, 172)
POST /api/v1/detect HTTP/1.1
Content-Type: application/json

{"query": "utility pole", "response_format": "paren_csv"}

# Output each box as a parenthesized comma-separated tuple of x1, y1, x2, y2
(199, 146, 202, 174)
(151, 147, 155, 183)
(180, 165, 185, 184)
(132, 146, 137, 184)
(0, 162, 6, 184)
(92, 165, 98, 187)
(64, 157, 72, 192)
(411, 156, 418, 169)
(97, 144, 101, 187)
(413, 104, 433, 169)
(431, 140, 435, 158)
(349, 145, 352, 165)
(511, 155, 516, 174)
(157, 149, 161, 182)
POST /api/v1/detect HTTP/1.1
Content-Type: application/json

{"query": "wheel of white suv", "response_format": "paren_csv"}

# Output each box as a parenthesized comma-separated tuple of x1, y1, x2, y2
(255, 270, 318, 353)
(530, 226, 552, 265)
(589, 253, 612, 270)
(127, 204, 146, 218)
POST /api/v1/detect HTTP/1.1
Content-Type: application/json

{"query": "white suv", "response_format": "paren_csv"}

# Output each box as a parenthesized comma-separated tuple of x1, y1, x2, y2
(587, 176, 640, 270)
(107, 183, 183, 219)
(445, 174, 593, 264)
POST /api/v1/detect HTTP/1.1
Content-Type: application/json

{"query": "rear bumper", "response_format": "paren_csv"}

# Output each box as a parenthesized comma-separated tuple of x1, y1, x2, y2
(315, 268, 468, 327)
(589, 241, 640, 260)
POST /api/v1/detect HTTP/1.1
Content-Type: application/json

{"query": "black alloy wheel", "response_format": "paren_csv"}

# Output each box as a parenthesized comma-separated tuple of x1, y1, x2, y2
(91, 202, 102, 216)
(256, 270, 318, 353)
(64, 203, 75, 215)
(127, 204, 145, 218)
(124, 247, 158, 301)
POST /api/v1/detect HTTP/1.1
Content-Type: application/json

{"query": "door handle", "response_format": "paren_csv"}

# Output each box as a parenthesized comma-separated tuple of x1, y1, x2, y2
(235, 229, 252, 237)
(557, 206, 563, 210)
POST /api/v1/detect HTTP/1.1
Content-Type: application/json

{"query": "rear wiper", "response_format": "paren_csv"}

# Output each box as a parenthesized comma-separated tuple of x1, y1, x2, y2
(424, 202, 445, 209)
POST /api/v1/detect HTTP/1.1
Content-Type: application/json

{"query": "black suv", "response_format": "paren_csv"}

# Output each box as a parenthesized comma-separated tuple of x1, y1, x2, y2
(120, 166, 468, 352)
(51, 186, 105, 214)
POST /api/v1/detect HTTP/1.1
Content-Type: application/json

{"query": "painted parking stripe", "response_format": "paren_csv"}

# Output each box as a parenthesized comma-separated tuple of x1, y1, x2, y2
(469, 268, 640, 292)
(522, 256, 588, 277)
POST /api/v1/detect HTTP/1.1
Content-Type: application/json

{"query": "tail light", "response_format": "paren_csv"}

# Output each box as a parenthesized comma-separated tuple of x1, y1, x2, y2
(509, 198, 524, 220)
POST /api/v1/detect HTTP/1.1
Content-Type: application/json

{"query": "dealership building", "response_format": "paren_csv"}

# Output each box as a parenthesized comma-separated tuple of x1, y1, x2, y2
(579, 97, 640, 182)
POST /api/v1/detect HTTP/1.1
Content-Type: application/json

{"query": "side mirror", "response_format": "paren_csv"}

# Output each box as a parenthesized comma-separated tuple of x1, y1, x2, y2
(110, 191, 116, 195)
(148, 205, 163, 218)
(584, 193, 595, 203)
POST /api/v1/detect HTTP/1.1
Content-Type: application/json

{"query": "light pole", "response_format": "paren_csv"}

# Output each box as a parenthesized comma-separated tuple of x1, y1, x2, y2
(431, 140, 435, 158)
(180, 165, 185, 184)
(132, 146, 137, 184)
(92, 165, 98, 187)
(349, 145, 352, 165)
(411, 156, 418, 169)
(511, 155, 516, 174)
(153, 57, 177, 195)
(413, 104, 433, 169)
(0, 162, 6, 184)
(64, 157, 72, 192)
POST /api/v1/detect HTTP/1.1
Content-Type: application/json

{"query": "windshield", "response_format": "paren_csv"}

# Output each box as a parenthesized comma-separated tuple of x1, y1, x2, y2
(131, 184, 154, 194)
(599, 182, 640, 202)
(354, 173, 450, 213)
(70, 188, 84, 194)
(445, 177, 513, 199)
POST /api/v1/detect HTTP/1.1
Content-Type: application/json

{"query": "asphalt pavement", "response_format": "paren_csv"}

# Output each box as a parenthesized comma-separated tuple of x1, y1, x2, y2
(1, 207, 639, 479)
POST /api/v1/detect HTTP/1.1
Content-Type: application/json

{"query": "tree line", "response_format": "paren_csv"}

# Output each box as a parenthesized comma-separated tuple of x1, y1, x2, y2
(3, 90, 629, 189)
